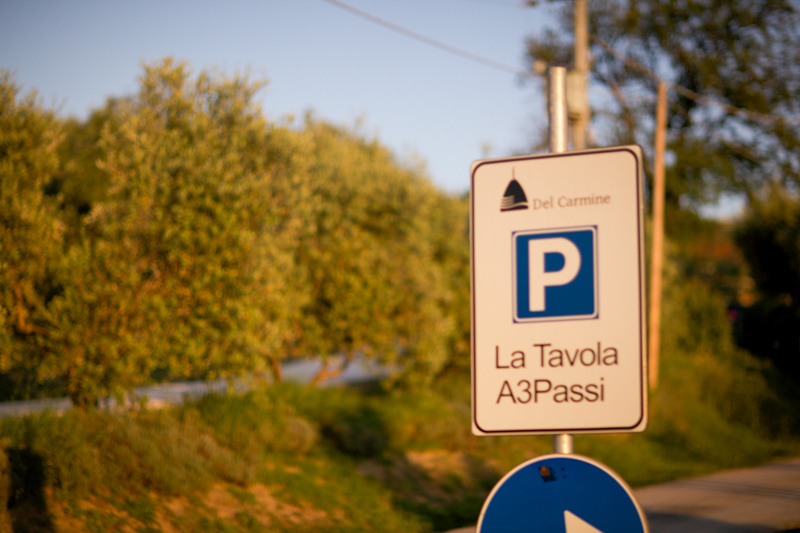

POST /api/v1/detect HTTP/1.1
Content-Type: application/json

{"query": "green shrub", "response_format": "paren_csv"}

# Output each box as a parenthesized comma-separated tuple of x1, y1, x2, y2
(191, 388, 318, 458)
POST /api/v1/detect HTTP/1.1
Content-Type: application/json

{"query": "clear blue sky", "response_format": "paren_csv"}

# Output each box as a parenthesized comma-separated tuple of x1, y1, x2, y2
(1, 0, 558, 195)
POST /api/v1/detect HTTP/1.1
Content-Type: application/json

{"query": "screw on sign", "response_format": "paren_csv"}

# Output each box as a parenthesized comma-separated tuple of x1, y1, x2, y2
(477, 454, 649, 532)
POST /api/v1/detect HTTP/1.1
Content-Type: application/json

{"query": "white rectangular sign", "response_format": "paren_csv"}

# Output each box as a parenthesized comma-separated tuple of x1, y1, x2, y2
(471, 146, 648, 435)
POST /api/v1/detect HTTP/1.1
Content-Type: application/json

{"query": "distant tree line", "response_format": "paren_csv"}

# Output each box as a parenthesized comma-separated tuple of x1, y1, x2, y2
(0, 59, 470, 406)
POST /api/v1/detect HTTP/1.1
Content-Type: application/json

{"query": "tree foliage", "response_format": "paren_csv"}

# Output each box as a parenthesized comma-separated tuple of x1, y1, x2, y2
(0, 72, 63, 394)
(0, 59, 470, 404)
(289, 119, 466, 385)
(67, 60, 302, 397)
(735, 184, 800, 302)
(526, 0, 800, 214)
(733, 184, 800, 381)
(50, 98, 126, 243)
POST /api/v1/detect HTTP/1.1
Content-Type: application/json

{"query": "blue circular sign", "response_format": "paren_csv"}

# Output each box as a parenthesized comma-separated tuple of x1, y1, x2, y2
(478, 454, 648, 532)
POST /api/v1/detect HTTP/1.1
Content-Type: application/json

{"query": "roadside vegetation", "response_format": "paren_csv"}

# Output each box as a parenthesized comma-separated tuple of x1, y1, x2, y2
(3, 1, 800, 528)
(0, 340, 797, 531)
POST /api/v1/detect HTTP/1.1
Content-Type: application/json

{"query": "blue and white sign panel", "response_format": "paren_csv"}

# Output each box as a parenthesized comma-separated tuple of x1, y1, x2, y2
(470, 147, 647, 435)
(513, 227, 598, 323)
(478, 454, 649, 533)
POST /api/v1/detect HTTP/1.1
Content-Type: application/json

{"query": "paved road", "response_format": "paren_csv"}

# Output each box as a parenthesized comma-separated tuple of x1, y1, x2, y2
(446, 457, 800, 532)
(636, 458, 800, 532)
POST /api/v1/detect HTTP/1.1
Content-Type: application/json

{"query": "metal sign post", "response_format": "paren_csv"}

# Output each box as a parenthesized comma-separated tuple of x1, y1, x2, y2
(549, 67, 573, 455)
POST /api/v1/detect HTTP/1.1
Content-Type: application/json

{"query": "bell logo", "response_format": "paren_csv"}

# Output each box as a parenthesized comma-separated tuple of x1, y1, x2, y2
(513, 226, 598, 322)
(500, 177, 528, 212)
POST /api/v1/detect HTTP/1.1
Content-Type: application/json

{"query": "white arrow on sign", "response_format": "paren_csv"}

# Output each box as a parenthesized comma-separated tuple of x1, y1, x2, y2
(564, 510, 604, 533)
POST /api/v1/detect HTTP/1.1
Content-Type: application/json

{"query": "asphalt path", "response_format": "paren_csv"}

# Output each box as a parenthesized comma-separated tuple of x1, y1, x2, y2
(446, 457, 800, 532)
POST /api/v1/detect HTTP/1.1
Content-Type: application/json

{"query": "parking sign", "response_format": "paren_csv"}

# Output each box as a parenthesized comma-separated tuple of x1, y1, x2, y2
(470, 146, 648, 435)
(513, 227, 598, 322)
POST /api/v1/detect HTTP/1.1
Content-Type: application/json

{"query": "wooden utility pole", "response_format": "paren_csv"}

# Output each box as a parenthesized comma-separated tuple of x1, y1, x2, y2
(571, 0, 589, 149)
(648, 81, 668, 390)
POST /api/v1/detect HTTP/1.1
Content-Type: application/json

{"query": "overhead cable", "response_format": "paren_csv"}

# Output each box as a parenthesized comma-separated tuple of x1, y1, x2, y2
(320, 0, 797, 126)
(590, 34, 800, 126)
(318, 0, 534, 79)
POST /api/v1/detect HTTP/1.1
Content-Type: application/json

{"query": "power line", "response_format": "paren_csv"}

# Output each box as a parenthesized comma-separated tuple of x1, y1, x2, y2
(318, 0, 534, 79)
(590, 33, 800, 127)
(320, 0, 798, 127)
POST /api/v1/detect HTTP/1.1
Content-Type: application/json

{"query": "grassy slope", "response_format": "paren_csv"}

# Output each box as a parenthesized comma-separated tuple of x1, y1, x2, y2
(1, 350, 798, 533)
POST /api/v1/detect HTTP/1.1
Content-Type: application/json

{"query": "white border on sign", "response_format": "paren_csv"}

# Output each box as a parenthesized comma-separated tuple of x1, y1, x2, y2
(470, 146, 648, 435)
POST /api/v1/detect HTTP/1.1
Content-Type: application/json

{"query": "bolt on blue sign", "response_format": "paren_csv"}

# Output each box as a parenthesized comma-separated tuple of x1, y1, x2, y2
(478, 454, 649, 533)
(513, 226, 598, 322)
